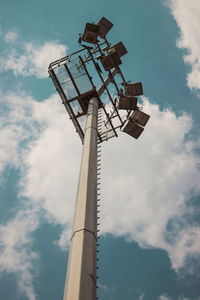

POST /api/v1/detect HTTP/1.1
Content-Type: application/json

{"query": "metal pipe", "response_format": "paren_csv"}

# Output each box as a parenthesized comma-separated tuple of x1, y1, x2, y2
(97, 68, 118, 97)
(63, 97, 98, 300)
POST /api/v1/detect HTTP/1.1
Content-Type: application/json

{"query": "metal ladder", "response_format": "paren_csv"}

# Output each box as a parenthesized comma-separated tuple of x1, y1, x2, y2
(96, 108, 103, 299)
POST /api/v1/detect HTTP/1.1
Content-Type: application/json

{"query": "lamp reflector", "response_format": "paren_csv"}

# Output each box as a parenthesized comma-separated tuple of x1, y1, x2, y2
(130, 110, 150, 127)
(118, 96, 137, 110)
(108, 42, 128, 57)
(125, 82, 143, 96)
(101, 52, 122, 71)
(82, 23, 100, 44)
(123, 120, 144, 139)
(98, 17, 113, 38)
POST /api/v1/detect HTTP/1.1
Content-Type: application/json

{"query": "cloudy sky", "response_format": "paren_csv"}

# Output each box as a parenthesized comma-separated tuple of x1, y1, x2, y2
(0, 0, 200, 299)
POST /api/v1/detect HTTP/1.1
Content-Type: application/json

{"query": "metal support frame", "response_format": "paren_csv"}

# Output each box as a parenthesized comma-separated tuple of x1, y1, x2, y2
(48, 42, 127, 143)
(63, 97, 98, 300)
(49, 68, 84, 141)
(86, 47, 123, 124)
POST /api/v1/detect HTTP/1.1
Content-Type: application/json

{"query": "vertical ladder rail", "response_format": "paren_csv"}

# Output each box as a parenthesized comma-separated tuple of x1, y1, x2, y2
(96, 108, 103, 298)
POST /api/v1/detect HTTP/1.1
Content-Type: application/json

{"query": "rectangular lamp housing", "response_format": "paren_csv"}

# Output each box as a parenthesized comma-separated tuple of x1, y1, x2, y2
(108, 42, 128, 57)
(118, 96, 137, 110)
(125, 82, 143, 96)
(83, 23, 100, 44)
(123, 120, 144, 139)
(100, 52, 122, 71)
(130, 110, 150, 127)
(98, 17, 113, 38)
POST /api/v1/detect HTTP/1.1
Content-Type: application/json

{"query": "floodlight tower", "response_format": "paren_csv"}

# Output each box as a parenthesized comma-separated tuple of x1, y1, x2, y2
(48, 17, 150, 300)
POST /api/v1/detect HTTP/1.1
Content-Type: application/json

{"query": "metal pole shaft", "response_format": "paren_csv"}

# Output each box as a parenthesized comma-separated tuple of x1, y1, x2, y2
(63, 97, 98, 300)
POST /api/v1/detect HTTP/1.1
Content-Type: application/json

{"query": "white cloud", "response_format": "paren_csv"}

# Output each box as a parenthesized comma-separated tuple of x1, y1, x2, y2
(159, 296, 192, 300)
(4, 30, 18, 43)
(0, 208, 39, 300)
(159, 296, 173, 300)
(20, 94, 81, 227)
(1, 39, 67, 78)
(0, 88, 200, 300)
(0, 90, 81, 297)
(0, 92, 45, 298)
(167, 226, 200, 271)
(100, 97, 200, 270)
(0, 91, 37, 177)
(0, 90, 80, 224)
(20, 96, 200, 272)
(159, 296, 170, 300)
(168, 0, 200, 90)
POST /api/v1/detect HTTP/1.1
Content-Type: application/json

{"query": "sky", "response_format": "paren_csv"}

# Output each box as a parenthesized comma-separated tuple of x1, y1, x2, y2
(0, 0, 200, 299)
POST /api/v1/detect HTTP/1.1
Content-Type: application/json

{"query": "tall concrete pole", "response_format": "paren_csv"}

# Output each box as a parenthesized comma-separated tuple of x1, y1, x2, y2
(63, 97, 98, 300)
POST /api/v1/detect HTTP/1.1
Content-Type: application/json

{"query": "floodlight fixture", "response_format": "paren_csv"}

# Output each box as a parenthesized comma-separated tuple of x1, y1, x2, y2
(82, 23, 100, 44)
(123, 119, 144, 139)
(100, 51, 122, 71)
(125, 82, 143, 96)
(118, 95, 138, 110)
(97, 17, 113, 38)
(108, 41, 128, 57)
(130, 109, 150, 127)
(48, 17, 151, 300)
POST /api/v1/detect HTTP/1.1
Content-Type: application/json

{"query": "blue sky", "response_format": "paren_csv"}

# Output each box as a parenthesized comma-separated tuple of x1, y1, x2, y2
(0, 0, 200, 299)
